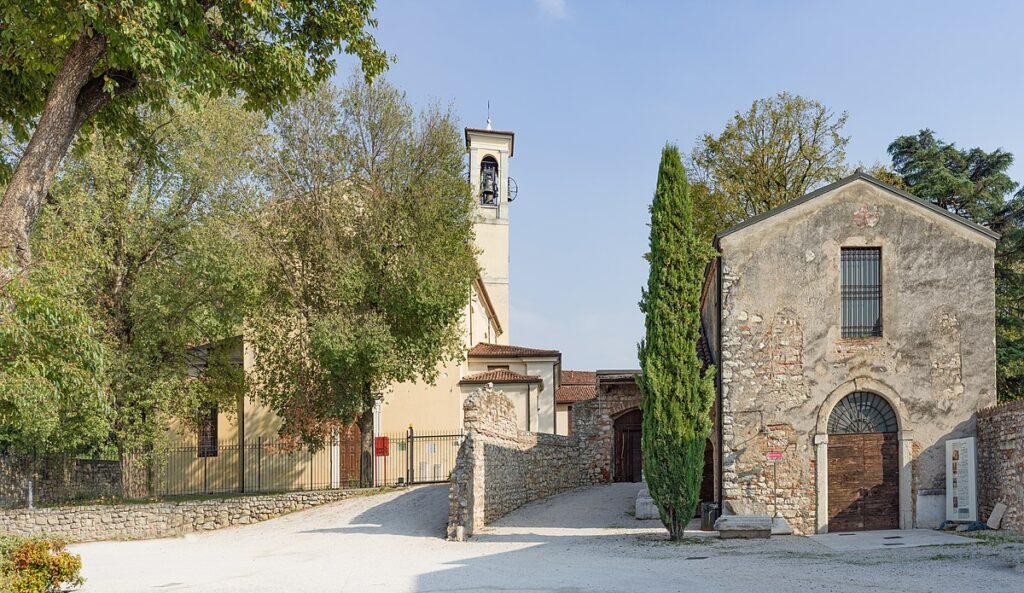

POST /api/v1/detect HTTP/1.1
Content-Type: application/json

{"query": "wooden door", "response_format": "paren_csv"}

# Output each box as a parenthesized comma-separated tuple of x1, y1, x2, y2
(828, 432, 899, 531)
(339, 424, 361, 486)
(614, 409, 643, 482)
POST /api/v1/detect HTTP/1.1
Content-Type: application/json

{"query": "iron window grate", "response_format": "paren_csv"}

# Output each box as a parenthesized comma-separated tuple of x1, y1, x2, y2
(841, 247, 882, 338)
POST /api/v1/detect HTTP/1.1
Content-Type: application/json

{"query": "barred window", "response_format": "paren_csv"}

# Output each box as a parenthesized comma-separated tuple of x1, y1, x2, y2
(841, 247, 882, 338)
(198, 406, 218, 458)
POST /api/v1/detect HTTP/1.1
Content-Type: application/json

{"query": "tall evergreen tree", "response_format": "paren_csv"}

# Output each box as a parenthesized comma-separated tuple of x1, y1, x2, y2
(638, 145, 716, 540)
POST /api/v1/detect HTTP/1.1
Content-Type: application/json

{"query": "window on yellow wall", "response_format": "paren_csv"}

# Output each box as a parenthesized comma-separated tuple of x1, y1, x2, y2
(198, 406, 218, 457)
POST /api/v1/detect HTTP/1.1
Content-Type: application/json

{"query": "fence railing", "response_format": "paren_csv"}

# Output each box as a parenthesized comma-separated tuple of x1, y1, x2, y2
(376, 429, 463, 487)
(1, 428, 464, 507)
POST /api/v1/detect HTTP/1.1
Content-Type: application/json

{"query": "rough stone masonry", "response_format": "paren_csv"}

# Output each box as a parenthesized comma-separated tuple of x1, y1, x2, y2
(0, 489, 358, 542)
(977, 399, 1024, 531)
(710, 175, 997, 535)
(447, 384, 616, 539)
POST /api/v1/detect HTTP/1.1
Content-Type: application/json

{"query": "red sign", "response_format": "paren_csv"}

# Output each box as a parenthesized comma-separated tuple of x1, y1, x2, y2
(766, 451, 783, 460)
(374, 436, 390, 457)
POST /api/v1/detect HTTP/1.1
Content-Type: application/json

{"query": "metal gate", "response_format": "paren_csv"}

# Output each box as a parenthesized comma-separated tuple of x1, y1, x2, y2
(376, 428, 462, 487)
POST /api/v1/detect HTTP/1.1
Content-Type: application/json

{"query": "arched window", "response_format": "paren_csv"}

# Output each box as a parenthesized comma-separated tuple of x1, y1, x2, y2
(827, 391, 898, 434)
(480, 156, 499, 205)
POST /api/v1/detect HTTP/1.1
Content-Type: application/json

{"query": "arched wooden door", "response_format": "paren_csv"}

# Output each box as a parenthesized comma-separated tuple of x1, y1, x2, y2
(827, 391, 899, 531)
(613, 409, 643, 482)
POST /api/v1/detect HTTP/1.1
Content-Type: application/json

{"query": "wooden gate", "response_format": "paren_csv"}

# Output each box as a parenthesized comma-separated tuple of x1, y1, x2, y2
(828, 432, 899, 531)
(613, 409, 643, 482)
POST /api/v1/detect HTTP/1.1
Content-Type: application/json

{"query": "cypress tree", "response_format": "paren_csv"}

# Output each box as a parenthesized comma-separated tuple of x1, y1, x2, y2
(637, 144, 716, 540)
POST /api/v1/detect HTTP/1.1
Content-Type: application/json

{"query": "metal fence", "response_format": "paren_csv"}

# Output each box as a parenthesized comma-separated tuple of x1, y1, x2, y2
(153, 437, 356, 496)
(376, 429, 463, 487)
(0, 429, 464, 506)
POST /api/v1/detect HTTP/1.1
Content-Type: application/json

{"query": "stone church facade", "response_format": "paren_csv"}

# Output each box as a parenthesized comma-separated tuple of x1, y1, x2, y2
(702, 171, 998, 535)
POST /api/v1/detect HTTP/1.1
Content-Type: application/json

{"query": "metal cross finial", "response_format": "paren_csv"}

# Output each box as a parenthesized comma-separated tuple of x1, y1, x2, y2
(486, 100, 492, 131)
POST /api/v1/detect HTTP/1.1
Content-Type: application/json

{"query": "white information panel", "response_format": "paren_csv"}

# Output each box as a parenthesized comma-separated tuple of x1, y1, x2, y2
(945, 437, 978, 523)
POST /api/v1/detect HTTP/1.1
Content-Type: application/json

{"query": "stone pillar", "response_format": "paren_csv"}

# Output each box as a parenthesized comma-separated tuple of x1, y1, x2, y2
(814, 433, 828, 534)
(898, 430, 914, 529)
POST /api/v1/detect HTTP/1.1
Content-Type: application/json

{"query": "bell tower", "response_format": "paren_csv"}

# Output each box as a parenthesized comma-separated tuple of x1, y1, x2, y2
(465, 120, 515, 343)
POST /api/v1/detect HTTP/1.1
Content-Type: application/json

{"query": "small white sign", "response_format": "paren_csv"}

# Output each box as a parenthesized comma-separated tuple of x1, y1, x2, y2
(945, 437, 978, 523)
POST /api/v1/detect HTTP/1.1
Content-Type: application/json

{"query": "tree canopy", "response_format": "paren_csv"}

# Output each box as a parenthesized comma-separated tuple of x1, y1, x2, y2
(0, 0, 388, 280)
(1, 97, 265, 460)
(249, 77, 479, 483)
(688, 92, 849, 244)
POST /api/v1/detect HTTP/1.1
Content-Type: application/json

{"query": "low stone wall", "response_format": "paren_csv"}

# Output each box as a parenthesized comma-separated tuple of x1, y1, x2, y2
(447, 386, 604, 539)
(0, 489, 357, 542)
(1, 456, 122, 508)
(978, 400, 1024, 531)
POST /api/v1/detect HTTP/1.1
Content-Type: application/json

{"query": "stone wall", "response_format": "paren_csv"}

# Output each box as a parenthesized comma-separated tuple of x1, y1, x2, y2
(978, 400, 1024, 531)
(447, 385, 608, 540)
(1, 456, 122, 508)
(0, 489, 357, 542)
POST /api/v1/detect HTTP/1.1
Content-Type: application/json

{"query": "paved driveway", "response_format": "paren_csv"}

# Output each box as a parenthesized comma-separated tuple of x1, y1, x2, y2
(74, 483, 1022, 593)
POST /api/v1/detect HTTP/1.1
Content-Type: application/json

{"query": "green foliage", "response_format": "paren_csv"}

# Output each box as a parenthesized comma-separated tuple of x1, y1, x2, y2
(0, 98, 265, 455)
(0, 0, 388, 181)
(0, 268, 111, 455)
(249, 77, 478, 446)
(887, 130, 1024, 401)
(637, 145, 716, 540)
(688, 92, 849, 244)
(0, 536, 84, 593)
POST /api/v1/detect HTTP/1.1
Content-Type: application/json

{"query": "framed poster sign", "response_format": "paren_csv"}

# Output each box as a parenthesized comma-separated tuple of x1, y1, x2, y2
(945, 437, 978, 522)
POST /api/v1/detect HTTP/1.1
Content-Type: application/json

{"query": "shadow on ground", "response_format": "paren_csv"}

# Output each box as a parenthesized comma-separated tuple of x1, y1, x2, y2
(298, 484, 450, 537)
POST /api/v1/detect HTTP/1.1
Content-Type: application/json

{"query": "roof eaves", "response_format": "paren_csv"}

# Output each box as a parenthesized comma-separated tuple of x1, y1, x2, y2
(712, 171, 1000, 248)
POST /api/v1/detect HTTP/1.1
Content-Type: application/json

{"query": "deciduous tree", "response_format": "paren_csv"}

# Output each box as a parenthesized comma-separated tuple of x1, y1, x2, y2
(250, 78, 478, 485)
(0, 99, 265, 490)
(689, 92, 849, 244)
(0, 0, 388, 282)
(637, 145, 716, 540)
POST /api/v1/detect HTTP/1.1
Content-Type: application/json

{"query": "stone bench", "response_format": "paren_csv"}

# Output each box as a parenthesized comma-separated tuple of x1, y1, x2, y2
(713, 515, 772, 539)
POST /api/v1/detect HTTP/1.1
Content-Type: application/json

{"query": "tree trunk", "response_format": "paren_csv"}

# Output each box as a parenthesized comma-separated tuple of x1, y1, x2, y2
(119, 449, 150, 500)
(0, 31, 134, 283)
(356, 406, 374, 488)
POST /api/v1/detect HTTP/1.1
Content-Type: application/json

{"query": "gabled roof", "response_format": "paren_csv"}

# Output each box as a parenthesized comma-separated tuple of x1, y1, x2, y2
(713, 171, 1000, 248)
(468, 343, 561, 358)
(459, 369, 542, 385)
(556, 369, 597, 404)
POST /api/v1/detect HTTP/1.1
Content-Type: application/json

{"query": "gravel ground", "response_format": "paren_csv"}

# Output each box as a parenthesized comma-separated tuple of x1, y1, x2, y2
(72, 483, 1023, 593)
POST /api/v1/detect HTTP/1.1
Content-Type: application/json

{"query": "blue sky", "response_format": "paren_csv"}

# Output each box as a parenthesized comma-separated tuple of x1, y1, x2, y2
(335, 0, 1024, 371)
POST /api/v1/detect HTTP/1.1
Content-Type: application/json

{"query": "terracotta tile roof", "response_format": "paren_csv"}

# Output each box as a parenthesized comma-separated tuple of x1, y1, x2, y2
(467, 342, 561, 358)
(555, 384, 597, 403)
(556, 369, 597, 403)
(560, 370, 596, 386)
(459, 369, 542, 385)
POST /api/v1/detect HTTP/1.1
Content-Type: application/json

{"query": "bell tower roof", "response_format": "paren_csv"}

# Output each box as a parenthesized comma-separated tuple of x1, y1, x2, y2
(464, 127, 515, 157)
